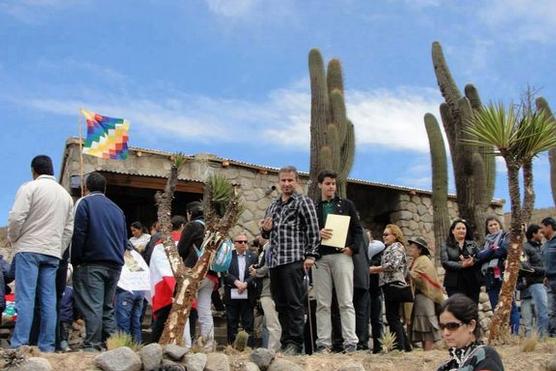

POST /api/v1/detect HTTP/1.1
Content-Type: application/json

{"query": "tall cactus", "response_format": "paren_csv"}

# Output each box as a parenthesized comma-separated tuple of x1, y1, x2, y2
(308, 48, 355, 200)
(430, 41, 496, 237)
(535, 97, 556, 207)
(424, 113, 450, 262)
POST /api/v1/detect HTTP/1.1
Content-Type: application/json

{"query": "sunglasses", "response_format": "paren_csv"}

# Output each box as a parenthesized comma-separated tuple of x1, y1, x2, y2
(439, 322, 464, 331)
(382, 233, 392, 237)
(235, 240, 248, 244)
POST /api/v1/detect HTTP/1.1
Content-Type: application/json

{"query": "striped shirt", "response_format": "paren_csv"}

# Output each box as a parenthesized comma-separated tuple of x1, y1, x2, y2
(262, 192, 320, 268)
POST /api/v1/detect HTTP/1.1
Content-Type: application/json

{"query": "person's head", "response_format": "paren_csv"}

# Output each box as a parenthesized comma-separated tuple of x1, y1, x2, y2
(171, 215, 186, 231)
(150, 220, 160, 234)
(317, 169, 337, 201)
(85, 172, 106, 194)
(485, 216, 503, 235)
(31, 155, 54, 178)
(526, 223, 542, 242)
(446, 219, 472, 246)
(383, 224, 405, 247)
(234, 233, 249, 254)
(278, 166, 299, 197)
(407, 237, 431, 258)
(130, 221, 144, 237)
(439, 294, 480, 348)
(541, 217, 556, 240)
(186, 201, 203, 221)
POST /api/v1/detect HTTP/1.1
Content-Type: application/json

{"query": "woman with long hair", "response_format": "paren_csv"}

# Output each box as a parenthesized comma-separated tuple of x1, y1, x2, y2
(369, 224, 411, 352)
(437, 294, 504, 371)
(441, 219, 482, 303)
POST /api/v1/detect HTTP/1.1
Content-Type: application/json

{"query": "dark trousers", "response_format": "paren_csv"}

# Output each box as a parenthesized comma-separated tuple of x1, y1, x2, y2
(446, 285, 480, 304)
(270, 261, 306, 350)
(226, 299, 254, 346)
(369, 288, 383, 352)
(384, 298, 410, 351)
(73, 264, 121, 349)
(151, 305, 171, 343)
(353, 287, 370, 349)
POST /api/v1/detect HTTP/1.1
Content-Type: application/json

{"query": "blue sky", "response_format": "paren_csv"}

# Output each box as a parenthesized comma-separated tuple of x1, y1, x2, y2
(1, 0, 556, 225)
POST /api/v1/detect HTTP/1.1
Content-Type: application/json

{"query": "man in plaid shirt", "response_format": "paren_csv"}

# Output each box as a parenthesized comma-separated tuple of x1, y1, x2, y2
(260, 166, 320, 355)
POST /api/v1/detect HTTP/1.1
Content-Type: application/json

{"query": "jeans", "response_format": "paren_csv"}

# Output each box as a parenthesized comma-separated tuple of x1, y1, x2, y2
(487, 283, 520, 334)
(115, 289, 144, 344)
(73, 264, 121, 349)
(270, 261, 306, 351)
(11, 252, 59, 352)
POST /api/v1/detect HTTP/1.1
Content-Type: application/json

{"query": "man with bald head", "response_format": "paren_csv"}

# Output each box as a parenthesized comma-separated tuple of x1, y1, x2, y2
(223, 233, 259, 346)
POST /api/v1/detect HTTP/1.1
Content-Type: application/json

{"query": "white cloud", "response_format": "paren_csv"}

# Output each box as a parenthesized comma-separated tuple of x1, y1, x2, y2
(479, 0, 556, 43)
(204, 0, 257, 17)
(0, 0, 86, 23)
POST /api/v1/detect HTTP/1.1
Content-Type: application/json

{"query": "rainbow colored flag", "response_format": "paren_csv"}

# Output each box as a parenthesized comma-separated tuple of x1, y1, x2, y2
(81, 109, 130, 160)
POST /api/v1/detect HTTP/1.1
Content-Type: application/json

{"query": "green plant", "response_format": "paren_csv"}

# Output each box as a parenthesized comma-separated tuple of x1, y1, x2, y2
(308, 48, 355, 200)
(535, 97, 556, 208)
(233, 330, 249, 352)
(106, 331, 141, 351)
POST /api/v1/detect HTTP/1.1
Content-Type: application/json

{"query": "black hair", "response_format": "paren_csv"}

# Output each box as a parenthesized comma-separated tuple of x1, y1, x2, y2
(541, 217, 556, 230)
(484, 216, 504, 235)
(445, 219, 473, 247)
(278, 165, 299, 180)
(171, 215, 186, 231)
(31, 155, 54, 176)
(85, 172, 106, 193)
(317, 169, 338, 183)
(526, 224, 541, 240)
(439, 294, 481, 338)
(186, 201, 203, 219)
(130, 221, 144, 231)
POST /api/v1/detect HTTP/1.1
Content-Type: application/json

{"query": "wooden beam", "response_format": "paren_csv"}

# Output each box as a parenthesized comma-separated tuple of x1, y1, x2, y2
(101, 172, 204, 194)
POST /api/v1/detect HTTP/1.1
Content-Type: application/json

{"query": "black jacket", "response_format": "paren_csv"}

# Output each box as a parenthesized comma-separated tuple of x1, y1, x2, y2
(223, 250, 259, 304)
(316, 196, 363, 256)
(441, 240, 483, 289)
(520, 239, 545, 286)
(352, 231, 370, 290)
(177, 217, 205, 268)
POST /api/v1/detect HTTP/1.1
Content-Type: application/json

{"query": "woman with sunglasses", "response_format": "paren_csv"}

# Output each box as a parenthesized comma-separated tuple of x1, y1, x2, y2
(437, 294, 504, 371)
(369, 224, 411, 352)
(441, 219, 482, 304)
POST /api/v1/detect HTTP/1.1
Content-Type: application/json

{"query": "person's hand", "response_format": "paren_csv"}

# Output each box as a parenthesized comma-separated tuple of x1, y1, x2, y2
(304, 257, 316, 271)
(461, 257, 474, 268)
(342, 247, 353, 256)
(249, 266, 257, 277)
(320, 228, 333, 240)
(235, 280, 243, 289)
(259, 217, 273, 232)
(369, 266, 381, 274)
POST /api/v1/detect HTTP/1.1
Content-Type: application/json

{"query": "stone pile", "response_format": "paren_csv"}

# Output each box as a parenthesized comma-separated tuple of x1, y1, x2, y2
(478, 292, 494, 333)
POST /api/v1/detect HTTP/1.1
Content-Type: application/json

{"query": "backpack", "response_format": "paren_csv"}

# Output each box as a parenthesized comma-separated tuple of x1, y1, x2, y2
(191, 220, 233, 273)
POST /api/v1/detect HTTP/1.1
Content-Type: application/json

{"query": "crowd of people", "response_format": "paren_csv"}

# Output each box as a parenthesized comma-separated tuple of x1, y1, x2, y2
(6, 155, 556, 370)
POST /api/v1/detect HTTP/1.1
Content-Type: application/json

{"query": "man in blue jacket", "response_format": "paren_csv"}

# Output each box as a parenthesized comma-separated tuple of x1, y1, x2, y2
(71, 172, 127, 351)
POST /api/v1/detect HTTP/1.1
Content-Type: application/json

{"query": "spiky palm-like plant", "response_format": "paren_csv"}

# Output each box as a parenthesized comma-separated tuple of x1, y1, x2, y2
(466, 103, 556, 342)
(156, 154, 243, 345)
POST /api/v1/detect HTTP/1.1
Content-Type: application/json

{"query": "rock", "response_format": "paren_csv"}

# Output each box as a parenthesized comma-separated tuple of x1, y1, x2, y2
(479, 292, 489, 304)
(240, 361, 261, 371)
(205, 352, 230, 371)
(163, 344, 188, 361)
(94, 347, 142, 371)
(268, 359, 304, 371)
(250, 348, 275, 370)
(139, 343, 163, 371)
(183, 352, 208, 371)
(161, 359, 186, 371)
(16, 357, 52, 371)
(338, 362, 365, 371)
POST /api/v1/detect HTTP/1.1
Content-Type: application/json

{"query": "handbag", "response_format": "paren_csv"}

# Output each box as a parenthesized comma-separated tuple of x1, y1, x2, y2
(382, 281, 414, 303)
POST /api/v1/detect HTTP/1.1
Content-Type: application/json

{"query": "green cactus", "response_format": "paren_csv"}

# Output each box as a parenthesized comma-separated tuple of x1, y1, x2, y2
(535, 97, 556, 207)
(430, 41, 496, 237)
(233, 329, 249, 352)
(308, 49, 356, 200)
(424, 113, 450, 261)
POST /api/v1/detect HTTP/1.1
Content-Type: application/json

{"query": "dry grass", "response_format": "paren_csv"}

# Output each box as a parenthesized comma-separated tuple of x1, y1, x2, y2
(105, 332, 141, 352)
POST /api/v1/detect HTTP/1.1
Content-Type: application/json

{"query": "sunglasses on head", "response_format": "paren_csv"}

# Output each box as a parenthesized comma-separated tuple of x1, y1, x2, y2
(235, 240, 248, 244)
(439, 322, 464, 331)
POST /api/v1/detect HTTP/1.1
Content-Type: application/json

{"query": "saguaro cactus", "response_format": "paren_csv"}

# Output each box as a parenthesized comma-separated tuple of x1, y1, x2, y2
(429, 41, 496, 237)
(308, 48, 355, 200)
(535, 97, 556, 207)
(424, 113, 450, 261)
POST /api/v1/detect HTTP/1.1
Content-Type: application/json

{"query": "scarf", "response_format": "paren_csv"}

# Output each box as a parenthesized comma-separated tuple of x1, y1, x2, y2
(437, 341, 483, 371)
(481, 231, 504, 279)
(409, 255, 444, 304)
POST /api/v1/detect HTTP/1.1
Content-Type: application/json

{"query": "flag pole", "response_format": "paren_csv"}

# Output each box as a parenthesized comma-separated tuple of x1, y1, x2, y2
(79, 109, 84, 197)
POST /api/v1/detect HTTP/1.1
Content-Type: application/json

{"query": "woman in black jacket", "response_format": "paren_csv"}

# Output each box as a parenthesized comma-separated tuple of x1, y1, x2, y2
(441, 219, 482, 304)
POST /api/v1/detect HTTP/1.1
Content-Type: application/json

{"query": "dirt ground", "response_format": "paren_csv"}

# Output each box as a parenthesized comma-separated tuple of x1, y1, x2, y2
(35, 341, 555, 371)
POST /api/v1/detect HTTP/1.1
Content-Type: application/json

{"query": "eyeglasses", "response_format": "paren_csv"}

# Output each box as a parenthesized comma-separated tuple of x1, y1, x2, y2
(235, 240, 248, 244)
(382, 233, 391, 237)
(439, 322, 464, 331)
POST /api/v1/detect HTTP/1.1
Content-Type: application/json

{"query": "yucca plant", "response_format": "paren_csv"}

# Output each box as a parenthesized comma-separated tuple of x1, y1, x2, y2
(379, 329, 398, 354)
(466, 103, 556, 343)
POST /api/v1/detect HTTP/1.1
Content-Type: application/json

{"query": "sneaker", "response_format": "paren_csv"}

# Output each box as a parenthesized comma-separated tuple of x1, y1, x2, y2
(282, 343, 301, 356)
(343, 344, 357, 353)
(59, 340, 71, 352)
(314, 345, 332, 354)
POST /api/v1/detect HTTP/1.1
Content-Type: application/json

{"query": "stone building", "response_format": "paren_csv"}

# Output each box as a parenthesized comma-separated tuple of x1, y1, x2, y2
(59, 138, 504, 254)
